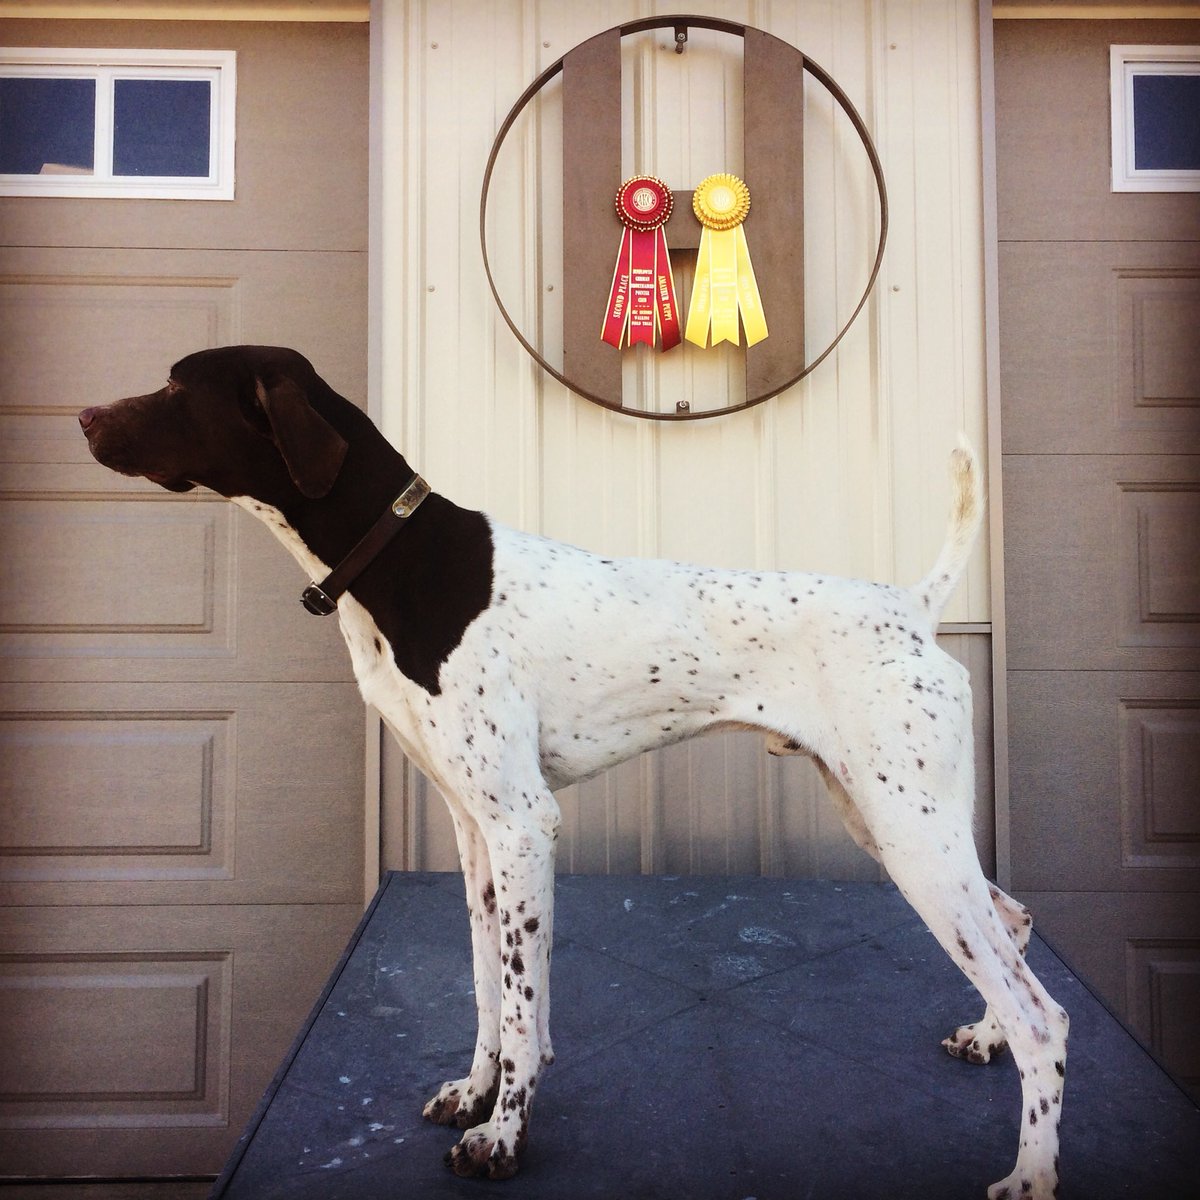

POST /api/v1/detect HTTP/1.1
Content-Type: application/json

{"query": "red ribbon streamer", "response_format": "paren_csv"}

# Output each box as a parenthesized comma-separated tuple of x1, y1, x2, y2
(601, 177, 681, 351)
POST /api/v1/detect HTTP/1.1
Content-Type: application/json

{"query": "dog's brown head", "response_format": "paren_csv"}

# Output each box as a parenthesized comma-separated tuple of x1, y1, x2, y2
(80, 345, 350, 503)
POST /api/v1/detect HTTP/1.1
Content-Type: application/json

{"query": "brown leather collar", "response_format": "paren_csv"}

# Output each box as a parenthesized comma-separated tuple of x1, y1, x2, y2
(301, 474, 431, 615)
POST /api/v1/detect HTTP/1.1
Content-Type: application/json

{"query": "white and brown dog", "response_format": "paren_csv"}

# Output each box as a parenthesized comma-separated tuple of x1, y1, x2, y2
(80, 345, 1067, 1199)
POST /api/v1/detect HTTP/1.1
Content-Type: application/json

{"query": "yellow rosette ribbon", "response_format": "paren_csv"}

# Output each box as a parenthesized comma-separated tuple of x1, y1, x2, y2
(684, 173, 769, 348)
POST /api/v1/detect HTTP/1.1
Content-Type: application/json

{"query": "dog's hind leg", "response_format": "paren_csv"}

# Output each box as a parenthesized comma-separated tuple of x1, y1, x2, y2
(942, 883, 1034, 1065)
(814, 756, 882, 862)
(423, 803, 504, 1129)
(445, 778, 560, 1181)
(853, 771, 1067, 1200)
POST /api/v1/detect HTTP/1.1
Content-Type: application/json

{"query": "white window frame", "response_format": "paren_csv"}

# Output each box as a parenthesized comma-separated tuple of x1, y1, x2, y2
(0, 47, 236, 200)
(1110, 44, 1200, 193)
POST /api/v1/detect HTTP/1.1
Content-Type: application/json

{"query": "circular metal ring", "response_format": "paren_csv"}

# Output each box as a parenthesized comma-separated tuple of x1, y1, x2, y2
(479, 14, 889, 421)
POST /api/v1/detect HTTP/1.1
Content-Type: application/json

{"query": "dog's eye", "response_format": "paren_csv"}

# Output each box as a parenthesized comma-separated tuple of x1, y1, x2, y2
(165, 378, 181, 396)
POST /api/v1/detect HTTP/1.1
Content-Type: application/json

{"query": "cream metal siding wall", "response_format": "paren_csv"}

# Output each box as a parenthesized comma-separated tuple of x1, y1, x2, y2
(371, 0, 993, 879)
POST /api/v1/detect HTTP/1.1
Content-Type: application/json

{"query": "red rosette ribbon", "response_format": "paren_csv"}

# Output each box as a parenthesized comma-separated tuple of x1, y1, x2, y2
(601, 176, 681, 351)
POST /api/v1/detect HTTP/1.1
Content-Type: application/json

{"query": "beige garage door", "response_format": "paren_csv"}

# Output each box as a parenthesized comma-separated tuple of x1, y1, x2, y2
(995, 17, 1200, 1097)
(0, 19, 369, 1177)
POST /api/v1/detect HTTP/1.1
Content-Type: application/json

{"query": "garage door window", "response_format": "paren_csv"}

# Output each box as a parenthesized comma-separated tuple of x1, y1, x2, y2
(1111, 45, 1200, 192)
(0, 48, 235, 199)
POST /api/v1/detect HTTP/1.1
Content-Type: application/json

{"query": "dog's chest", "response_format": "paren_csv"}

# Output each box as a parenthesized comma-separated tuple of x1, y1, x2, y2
(337, 599, 447, 773)
(231, 496, 439, 765)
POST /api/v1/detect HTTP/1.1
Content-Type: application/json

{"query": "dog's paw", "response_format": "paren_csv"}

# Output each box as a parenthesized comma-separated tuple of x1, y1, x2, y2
(987, 1167, 1058, 1200)
(942, 1021, 1006, 1065)
(940, 1017, 1008, 1065)
(423, 1078, 498, 1129)
(445, 1127, 520, 1180)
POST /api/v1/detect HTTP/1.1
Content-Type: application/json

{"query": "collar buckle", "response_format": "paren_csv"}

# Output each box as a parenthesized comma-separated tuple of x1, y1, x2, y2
(301, 583, 338, 616)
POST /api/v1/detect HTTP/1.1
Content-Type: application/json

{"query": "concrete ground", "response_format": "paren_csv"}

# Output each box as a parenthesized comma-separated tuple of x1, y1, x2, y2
(213, 872, 1200, 1200)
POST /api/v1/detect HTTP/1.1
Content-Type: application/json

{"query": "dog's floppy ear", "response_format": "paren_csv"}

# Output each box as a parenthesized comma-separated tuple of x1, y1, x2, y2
(254, 375, 348, 499)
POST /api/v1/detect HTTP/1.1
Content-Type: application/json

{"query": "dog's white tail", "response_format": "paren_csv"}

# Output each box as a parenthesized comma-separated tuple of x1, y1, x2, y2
(914, 436, 985, 626)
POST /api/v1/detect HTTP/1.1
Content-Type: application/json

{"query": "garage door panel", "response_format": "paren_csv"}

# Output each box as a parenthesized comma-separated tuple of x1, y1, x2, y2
(1009, 670, 1200, 893)
(0, 492, 233, 651)
(1018, 890, 1200, 1092)
(0, 274, 239, 414)
(0, 902, 359, 1176)
(998, 242, 1200, 456)
(1, 710, 232, 862)
(0, 950, 232, 1126)
(1119, 483, 1200, 646)
(0, 245, 368, 408)
(1004, 454, 1200, 671)
(0, 502, 353, 684)
(0, 681, 363, 906)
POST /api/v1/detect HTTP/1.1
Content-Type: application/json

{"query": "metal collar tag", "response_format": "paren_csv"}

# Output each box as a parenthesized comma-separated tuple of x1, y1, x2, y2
(392, 474, 431, 518)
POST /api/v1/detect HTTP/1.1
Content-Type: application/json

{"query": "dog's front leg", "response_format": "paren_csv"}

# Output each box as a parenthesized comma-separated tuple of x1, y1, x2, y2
(423, 805, 503, 1130)
(445, 788, 560, 1181)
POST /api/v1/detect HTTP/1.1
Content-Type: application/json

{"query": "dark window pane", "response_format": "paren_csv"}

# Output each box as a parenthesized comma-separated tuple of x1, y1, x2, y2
(0, 77, 95, 174)
(112, 78, 211, 177)
(1132, 73, 1200, 171)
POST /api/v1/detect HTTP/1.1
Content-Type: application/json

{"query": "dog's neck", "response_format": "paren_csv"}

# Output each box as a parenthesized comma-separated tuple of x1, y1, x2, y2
(232, 432, 421, 585)
(231, 432, 494, 694)
(231, 495, 335, 582)
(299, 473, 431, 615)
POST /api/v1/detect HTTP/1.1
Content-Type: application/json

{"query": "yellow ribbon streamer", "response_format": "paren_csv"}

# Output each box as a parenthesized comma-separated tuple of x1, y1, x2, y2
(684, 226, 712, 347)
(734, 225, 768, 344)
(685, 173, 769, 349)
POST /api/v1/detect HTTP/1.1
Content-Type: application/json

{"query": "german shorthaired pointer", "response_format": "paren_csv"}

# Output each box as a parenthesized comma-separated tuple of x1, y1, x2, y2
(80, 345, 1067, 1198)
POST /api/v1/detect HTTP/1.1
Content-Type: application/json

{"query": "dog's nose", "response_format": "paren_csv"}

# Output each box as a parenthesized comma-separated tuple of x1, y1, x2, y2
(78, 407, 100, 432)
